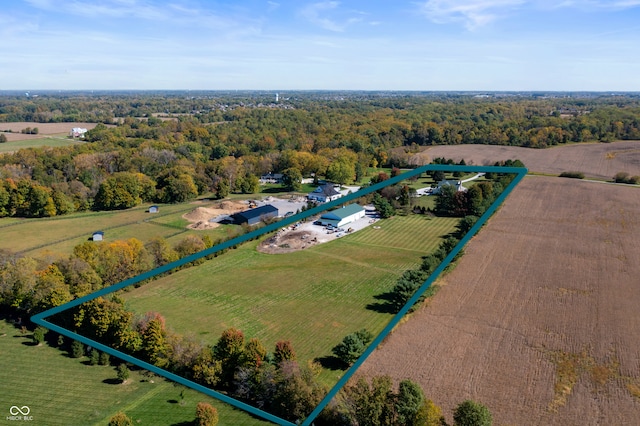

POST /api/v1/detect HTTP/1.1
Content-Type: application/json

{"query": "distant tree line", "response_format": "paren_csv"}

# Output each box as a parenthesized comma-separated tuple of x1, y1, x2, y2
(0, 94, 639, 218)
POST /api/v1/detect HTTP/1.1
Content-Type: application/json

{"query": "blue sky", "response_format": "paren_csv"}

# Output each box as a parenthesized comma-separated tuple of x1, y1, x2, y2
(1, 0, 639, 90)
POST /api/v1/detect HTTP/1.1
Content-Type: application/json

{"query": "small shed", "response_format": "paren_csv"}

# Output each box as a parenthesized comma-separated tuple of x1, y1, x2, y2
(233, 204, 279, 226)
(318, 204, 365, 228)
(92, 231, 104, 241)
(148, 205, 159, 213)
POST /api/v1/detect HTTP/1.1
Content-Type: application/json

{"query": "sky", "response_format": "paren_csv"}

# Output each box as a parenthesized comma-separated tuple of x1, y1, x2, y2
(1, 0, 640, 91)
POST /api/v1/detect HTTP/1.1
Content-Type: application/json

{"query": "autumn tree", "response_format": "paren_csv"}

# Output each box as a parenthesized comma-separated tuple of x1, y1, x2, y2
(273, 340, 296, 365)
(108, 412, 133, 426)
(195, 402, 219, 426)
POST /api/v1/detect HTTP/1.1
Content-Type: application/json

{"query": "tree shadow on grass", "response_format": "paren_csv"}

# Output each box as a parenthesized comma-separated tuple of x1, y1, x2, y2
(21, 340, 38, 346)
(315, 356, 348, 371)
(366, 291, 398, 314)
(170, 421, 194, 426)
(102, 378, 121, 385)
(167, 399, 179, 404)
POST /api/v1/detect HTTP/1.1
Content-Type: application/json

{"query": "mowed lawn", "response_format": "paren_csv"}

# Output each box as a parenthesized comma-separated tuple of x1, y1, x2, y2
(0, 136, 84, 153)
(122, 214, 459, 376)
(0, 201, 238, 260)
(0, 320, 269, 426)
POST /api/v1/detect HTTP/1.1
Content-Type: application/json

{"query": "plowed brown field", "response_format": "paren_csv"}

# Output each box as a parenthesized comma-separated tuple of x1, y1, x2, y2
(359, 176, 640, 425)
(415, 141, 640, 180)
(0, 122, 107, 141)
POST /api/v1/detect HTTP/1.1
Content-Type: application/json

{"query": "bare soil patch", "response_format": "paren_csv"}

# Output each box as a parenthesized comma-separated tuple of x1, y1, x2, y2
(414, 141, 640, 180)
(182, 201, 247, 230)
(258, 229, 321, 254)
(358, 177, 640, 425)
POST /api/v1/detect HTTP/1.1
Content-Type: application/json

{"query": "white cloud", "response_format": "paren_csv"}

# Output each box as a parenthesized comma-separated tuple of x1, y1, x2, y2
(417, 0, 640, 30)
(300, 1, 344, 32)
(299, 1, 368, 32)
(417, 0, 525, 29)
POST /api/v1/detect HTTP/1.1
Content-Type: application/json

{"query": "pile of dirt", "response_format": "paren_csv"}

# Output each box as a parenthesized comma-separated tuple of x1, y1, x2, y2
(182, 201, 247, 230)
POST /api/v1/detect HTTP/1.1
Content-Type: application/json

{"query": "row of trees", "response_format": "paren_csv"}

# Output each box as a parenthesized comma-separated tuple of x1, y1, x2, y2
(0, 233, 219, 314)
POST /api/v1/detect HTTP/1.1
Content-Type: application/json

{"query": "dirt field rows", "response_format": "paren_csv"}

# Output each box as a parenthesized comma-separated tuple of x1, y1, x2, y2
(0, 122, 106, 141)
(359, 176, 640, 425)
(416, 141, 640, 180)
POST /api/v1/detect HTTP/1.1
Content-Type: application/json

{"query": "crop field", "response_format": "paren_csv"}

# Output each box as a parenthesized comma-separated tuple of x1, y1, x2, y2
(122, 214, 459, 382)
(0, 201, 238, 260)
(0, 320, 268, 426)
(358, 176, 640, 425)
(416, 140, 640, 180)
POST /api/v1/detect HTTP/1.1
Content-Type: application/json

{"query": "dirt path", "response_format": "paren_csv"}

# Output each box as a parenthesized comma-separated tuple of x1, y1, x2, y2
(358, 177, 640, 425)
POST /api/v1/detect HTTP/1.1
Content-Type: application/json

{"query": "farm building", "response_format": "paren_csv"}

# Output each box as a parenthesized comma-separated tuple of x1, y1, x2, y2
(307, 183, 342, 203)
(432, 179, 467, 194)
(148, 205, 159, 213)
(233, 204, 278, 226)
(92, 231, 104, 241)
(318, 204, 365, 228)
(70, 127, 88, 138)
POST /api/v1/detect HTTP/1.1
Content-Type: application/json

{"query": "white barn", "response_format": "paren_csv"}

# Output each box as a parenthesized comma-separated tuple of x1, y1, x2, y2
(318, 204, 365, 228)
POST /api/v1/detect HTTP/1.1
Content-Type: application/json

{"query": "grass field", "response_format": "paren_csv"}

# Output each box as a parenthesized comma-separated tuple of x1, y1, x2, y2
(0, 320, 269, 426)
(121, 214, 458, 386)
(0, 201, 241, 260)
(0, 136, 84, 153)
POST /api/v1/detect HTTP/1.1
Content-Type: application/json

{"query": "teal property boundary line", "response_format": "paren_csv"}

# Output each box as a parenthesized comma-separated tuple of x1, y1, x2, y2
(32, 164, 528, 426)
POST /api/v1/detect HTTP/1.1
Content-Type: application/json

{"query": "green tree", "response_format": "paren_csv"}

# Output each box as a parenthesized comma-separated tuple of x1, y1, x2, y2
(453, 400, 492, 426)
(108, 412, 133, 426)
(117, 363, 130, 383)
(332, 329, 374, 366)
(89, 348, 100, 365)
(396, 379, 426, 425)
(71, 340, 84, 358)
(195, 402, 219, 426)
(141, 318, 169, 367)
(282, 167, 303, 191)
(32, 326, 48, 345)
(326, 159, 355, 185)
(343, 375, 395, 426)
(99, 351, 111, 366)
(212, 328, 246, 389)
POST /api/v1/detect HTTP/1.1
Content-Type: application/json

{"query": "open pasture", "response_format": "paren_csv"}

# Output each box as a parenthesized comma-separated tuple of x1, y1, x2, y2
(358, 176, 640, 425)
(0, 320, 268, 426)
(0, 201, 237, 260)
(0, 137, 85, 153)
(417, 140, 640, 180)
(122, 214, 459, 375)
